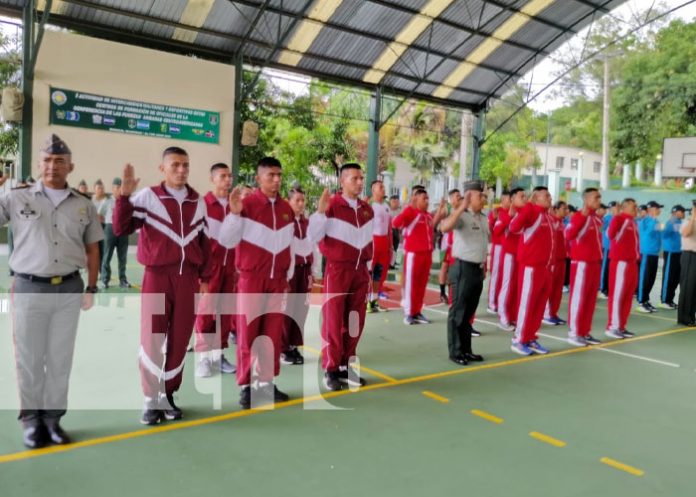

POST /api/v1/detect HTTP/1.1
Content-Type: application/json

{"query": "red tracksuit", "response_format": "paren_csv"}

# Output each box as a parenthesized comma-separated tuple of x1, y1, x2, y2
(496, 209, 520, 327)
(309, 194, 373, 372)
(392, 205, 434, 317)
(283, 215, 313, 352)
(113, 183, 211, 403)
(566, 210, 603, 338)
(195, 192, 237, 352)
(545, 214, 567, 320)
(510, 203, 554, 344)
(219, 189, 294, 386)
(487, 208, 505, 312)
(606, 213, 640, 332)
(371, 202, 392, 294)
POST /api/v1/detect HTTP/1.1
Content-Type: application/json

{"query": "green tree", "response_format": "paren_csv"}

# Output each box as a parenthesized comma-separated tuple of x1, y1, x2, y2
(0, 32, 21, 160)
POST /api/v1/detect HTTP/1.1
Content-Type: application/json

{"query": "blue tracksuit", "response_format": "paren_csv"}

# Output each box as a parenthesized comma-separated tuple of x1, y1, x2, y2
(661, 217, 682, 303)
(600, 214, 612, 294)
(638, 217, 662, 303)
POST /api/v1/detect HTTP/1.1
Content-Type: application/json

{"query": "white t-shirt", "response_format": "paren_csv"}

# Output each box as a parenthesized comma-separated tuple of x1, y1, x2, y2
(217, 197, 228, 209)
(343, 195, 358, 209)
(43, 184, 71, 207)
(372, 201, 391, 236)
(165, 185, 188, 203)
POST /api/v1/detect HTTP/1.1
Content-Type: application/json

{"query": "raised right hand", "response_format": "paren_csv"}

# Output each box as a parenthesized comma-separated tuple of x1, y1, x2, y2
(121, 163, 140, 196)
(228, 186, 243, 215)
(317, 188, 331, 214)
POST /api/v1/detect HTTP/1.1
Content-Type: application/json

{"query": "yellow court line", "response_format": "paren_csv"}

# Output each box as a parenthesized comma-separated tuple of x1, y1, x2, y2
(422, 390, 450, 404)
(530, 431, 566, 448)
(470, 409, 504, 424)
(300, 345, 398, 383)
(600, 457, 645, 476)
(1, 325, 692, 465)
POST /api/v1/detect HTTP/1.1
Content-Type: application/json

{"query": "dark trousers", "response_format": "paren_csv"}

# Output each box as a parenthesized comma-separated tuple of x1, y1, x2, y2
(101, 223, 129, 284)
(564, 257, 571, 286)
(661, 251, 681, 304)
(678, 251, 696, 324)
(391, 228, 400, 254)
(638, 254, 659, 304)
(447, 260, 484, 357)
(600, 248, 610, 295)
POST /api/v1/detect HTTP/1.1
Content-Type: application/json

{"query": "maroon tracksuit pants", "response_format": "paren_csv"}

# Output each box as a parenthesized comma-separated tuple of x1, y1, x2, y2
(235, 273, 288, 386)
(282, 264, 312, 352)
(321, 261, 370, 372)
(140, 265, 199, 402)
(194, 262, 237, 352)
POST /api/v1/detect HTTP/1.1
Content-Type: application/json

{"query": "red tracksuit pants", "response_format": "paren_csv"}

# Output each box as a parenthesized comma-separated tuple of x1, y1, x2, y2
(514, 264, 552, 344)
(194, 262, 237, 352)
(487, 243, 503, 311)
(140, 265, 199, 401)
(607, 259, 638, 332)
(498, 252, 518, 326)
(372, 235, 391, 294)
(282, 264, 312, 352)
(235, 273, 288, 386)
(568, 260, 601, 337)
(544, 259, 566, 319)
(321, 261, 370, 372)
(401, 250, 432, 316)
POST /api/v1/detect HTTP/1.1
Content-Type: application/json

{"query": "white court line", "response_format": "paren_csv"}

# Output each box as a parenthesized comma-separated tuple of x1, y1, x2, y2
(538, 332, 680, 368)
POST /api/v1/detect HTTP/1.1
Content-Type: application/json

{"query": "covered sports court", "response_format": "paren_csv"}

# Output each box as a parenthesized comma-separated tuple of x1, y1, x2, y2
(0, 1, 694, 496)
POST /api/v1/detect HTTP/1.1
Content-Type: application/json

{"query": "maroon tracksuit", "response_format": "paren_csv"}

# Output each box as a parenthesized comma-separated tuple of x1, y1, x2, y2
(219, 189, 294, 386)
(606, 213, 640, 332)
(309, 194, 373, 373)
(566, 209, 603, 338)
(113, 183, 211, 403)
(195, 192, 237, 352)
(510, 203, 554, 344)
(545, 214, 567, 320)
(283, 215, 314, 353)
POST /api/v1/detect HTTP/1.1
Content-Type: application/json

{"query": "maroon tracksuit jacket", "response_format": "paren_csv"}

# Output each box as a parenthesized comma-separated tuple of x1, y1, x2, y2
(283, 215, 314, 352)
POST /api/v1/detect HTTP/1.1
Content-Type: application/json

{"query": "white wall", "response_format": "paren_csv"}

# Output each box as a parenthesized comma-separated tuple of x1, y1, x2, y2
(32, 30, 235, 194)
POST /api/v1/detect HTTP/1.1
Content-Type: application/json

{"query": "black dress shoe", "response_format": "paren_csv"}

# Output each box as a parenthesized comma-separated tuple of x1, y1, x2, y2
(449, 354, 468, 366)
(464, 352, 484, 362)
(22, 422, 48, 449)
(44, 420, 71, 445)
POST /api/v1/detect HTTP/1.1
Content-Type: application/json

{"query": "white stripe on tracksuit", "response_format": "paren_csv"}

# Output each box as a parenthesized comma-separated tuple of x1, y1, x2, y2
(569, 261, 586, 337)
(401, 252, 415, 316)
(488, 244, 502, 308)
(498, 253, 514, 325)
(609, 261, 627, 331)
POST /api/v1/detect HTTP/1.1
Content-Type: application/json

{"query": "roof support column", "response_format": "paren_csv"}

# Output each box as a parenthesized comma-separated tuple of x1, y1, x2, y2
(231, 52, 242, 185)
(471, 110, 486, 181)
(20, 0, 36, 182)
(366, 86, 381, 187)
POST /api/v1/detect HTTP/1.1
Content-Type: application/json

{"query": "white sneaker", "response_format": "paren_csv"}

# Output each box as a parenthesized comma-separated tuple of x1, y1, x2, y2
(567, 336, 588, 347)
(605, 329, 625, 339)
(636, 304, 652, 313)
(486, 307, 498, 315)
(598, 292, 608, 300)
(196, 358, 213, 378)
(498, 322, 515, 332)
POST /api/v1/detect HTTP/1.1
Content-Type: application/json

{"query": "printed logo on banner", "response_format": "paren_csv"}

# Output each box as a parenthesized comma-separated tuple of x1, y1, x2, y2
(192, 129, 205, 136)
(205, 130, 215, 138)
(66, 111, 80, 122)
(209, 115, 219, 125)
(169, 126, 181, 135)
(160, 123, 168, 133)
(128, 119, 136, 129)
(136, 120, 150, 130)
(104, 117, 116, 126)
(92, 115, 103, 125)
(51, 90, 68, 106)
(55, 110, 66, 120)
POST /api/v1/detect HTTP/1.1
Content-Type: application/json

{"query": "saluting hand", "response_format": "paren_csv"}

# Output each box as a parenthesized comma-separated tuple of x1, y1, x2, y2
(121, 163, 140, 196)
(317, 188, 331, 214)
(437, 198, 447, 216)
(228, 186, 243, 215)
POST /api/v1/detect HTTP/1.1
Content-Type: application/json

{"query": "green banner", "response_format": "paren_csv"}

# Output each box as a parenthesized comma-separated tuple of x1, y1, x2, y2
(49, 87, 220, 144)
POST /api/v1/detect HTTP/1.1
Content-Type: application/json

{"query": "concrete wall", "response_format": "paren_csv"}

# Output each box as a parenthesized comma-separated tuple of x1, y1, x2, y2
(32, 30, 235, 193)
(527, 143, 602, 182)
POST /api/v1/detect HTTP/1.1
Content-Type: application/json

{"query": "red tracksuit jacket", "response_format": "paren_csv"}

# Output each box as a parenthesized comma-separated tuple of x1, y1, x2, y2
(308, 194, 374, 265)
(489, 208, 505, 246)
(509, 203, 554, 267)
(608, 213, 640, 261)
(392, 205, 434, 253)
(565, 210, 603, 262)
(495, 209, 521, 255)
(292, 215, 314, 267)
(219, 189, 294, 279)
(113, 183, 212, 281)
(551, 214, 567, 262)
(203, 192, 236, 272)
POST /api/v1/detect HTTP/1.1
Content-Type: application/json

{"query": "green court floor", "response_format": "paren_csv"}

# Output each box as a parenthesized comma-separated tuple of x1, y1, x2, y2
(0, 253, 694, 497)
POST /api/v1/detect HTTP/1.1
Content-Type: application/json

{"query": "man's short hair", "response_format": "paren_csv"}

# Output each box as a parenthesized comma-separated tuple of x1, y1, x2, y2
(257, 156, 282, 170)
(509, 187, 524, 196)
(413, 188, 428, 196)
(448, 188, 460, 196)
(370, 180, 383, 188)
(389, 194, 399, 201)
(622, 198, 636, 208)
(210, 162, 229, 174)
(532, 186, 548, 192)
(339, 163, 362, 175)
(411, 184, 425, 192)
(553, 200, 567, 210)
(163, 146, 188, 158)
(583, 187, 599, 197)
(500, 190, 511, 197)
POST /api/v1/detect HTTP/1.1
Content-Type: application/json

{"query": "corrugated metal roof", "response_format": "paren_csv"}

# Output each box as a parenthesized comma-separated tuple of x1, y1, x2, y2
(0, 0, 628, 110)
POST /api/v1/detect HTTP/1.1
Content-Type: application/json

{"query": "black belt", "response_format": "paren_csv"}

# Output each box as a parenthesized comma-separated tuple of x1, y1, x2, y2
(457, 259, 485, 269)
(14, 270, 80, 285)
